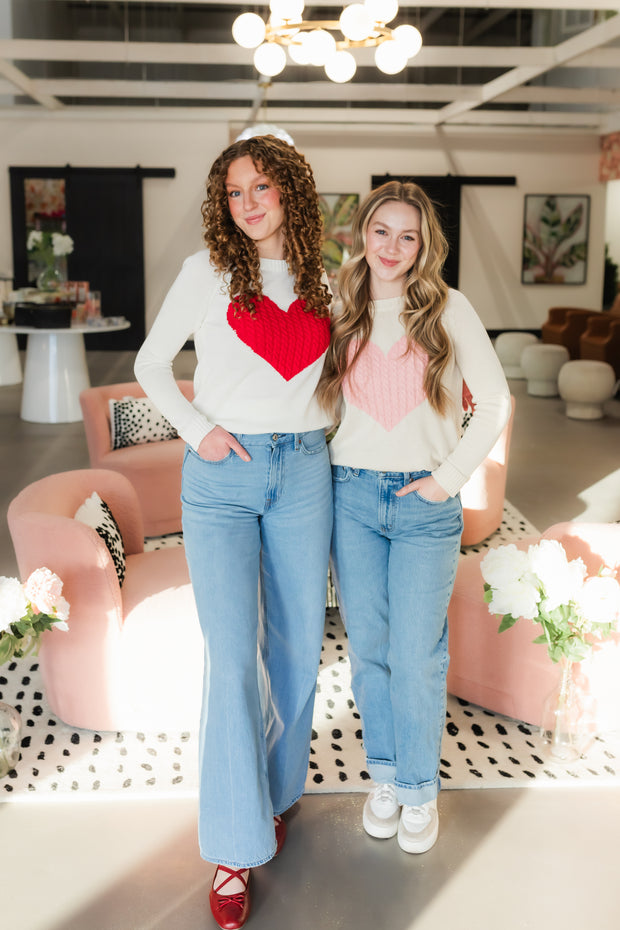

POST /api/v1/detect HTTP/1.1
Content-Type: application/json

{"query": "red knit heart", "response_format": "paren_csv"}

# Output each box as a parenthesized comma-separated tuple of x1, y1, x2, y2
(227, 296, 330, 381)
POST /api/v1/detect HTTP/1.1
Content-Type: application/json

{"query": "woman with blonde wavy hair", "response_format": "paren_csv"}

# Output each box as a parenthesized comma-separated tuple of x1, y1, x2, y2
(135, 134, 332, 930)
(318, 180, 510, 855)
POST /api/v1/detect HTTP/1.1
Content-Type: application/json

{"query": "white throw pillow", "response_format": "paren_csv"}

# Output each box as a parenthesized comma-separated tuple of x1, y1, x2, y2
(74, 491, 126, 585)
(109, 396, 178, 450)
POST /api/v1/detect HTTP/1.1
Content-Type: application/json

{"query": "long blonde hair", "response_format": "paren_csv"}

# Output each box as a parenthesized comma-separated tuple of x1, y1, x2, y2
(201, 135, 330, 318)
(317, 180, 452, 417)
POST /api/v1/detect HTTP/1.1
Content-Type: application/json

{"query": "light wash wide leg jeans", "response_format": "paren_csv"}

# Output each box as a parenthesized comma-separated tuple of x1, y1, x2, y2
(182, 430, 332, 868)
(331, 466, 462, 808)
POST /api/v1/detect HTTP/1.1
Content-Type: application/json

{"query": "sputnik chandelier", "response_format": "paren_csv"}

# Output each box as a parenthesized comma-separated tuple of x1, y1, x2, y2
(232, 0, 423, 84)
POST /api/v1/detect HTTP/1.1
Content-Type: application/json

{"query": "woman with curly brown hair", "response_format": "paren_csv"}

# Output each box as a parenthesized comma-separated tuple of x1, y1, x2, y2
(135, 135, 332, 929)
(317, 181, 510, 855)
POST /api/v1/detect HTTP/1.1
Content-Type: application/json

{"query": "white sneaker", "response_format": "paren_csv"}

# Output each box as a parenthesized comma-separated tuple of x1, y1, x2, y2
(362, 783, 400, 838)
(398, 799, 438, 854)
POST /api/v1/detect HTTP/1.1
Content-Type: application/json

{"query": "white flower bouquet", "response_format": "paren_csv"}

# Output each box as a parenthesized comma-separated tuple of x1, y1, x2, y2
(27, 230, 74, 261)
(0, 568, 70, 664)
(481, 539, 620, 663)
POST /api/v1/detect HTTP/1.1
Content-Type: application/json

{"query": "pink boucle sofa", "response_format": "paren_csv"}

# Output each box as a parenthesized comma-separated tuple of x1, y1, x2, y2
(7, 468, 203, 732)
(447, 521, 620, 730)
(79, 380, 194, 537)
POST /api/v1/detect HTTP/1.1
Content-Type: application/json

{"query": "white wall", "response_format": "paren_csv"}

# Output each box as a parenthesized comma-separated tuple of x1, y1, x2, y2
(0, 114, 606, 331)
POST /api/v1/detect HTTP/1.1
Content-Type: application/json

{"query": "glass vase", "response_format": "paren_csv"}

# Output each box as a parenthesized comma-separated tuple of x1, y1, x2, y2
(540, 657, 592, 762)
(0, 701, 22, 778)
(36, 260, 65, 292)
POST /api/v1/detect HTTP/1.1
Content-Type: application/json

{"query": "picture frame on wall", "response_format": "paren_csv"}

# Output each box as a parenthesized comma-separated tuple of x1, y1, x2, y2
(521, 194, 590, 285)
(319, 193, 359, 295)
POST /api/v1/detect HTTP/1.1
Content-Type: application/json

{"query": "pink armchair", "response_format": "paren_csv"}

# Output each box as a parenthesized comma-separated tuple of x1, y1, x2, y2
(79, 380, 193, 537)
(7, 469, 203, 732)
(447, 521, 620, 730)
(460, 395, 516, 547)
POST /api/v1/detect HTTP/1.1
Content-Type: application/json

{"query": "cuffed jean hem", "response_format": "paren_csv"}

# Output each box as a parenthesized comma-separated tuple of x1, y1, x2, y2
(367, 759, 439, 806)
(200, 846, 277, 869)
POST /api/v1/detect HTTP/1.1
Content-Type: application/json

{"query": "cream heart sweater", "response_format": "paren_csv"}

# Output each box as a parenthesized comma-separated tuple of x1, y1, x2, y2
(328, 292, 512, 497)
(134, 249, 331, 451)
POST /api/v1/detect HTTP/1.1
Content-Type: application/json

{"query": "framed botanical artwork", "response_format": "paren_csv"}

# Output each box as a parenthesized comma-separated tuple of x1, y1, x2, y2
(521, 194, 590, 285)
(319, 193, 359, 294)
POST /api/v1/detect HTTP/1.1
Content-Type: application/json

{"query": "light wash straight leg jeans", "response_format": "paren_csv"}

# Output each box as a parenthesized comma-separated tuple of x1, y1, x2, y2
(182, 431, 332, 868)
(331, 467, 463, 808)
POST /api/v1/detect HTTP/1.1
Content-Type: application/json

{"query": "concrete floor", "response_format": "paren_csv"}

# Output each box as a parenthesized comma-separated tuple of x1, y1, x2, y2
(2, 351, 620, 930)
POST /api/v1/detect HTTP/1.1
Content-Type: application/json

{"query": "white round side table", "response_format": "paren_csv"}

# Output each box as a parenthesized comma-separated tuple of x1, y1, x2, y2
(4, 321, 130, 423)
(557, 359, 617, 419)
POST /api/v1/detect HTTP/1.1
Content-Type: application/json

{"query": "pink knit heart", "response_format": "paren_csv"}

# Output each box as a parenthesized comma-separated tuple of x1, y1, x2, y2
(343, 336, 428, 431)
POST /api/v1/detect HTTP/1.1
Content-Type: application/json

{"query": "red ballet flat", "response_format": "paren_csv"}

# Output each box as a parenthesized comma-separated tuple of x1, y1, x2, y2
(274, 815, 287, 855)
(209, 865, 251, 930)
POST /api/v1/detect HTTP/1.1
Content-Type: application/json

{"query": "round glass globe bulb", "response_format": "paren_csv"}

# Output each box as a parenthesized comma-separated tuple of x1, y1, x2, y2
(325, 50, 357, 83)
(269, 0, 305, 22)
(364, 0, 399, 26)
(375, 39, 408, 74)
(339, 4, 374, 42)
(288, 32, 312, 64)
(392, 24, 422, 59)
(305, 29, 337, 67)
(254, 42, 287, 76)
(232, 13, 266, 50)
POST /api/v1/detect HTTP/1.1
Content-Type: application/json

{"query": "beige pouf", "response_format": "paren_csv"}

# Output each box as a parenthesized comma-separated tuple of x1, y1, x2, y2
(521, 343, 569, 396)
(558, 360, 617, 419)
(494, 332, 539, 379)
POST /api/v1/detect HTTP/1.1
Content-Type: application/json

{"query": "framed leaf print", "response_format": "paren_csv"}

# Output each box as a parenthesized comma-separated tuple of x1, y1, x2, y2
(521, 194, 590, 285)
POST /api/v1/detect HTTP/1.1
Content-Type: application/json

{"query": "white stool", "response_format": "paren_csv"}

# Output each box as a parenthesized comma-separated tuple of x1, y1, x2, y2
(558, 360, 617, 420)
(521, 343, 569, 396)
(0, 331, 22, 385)
(494, 332, 539, 379)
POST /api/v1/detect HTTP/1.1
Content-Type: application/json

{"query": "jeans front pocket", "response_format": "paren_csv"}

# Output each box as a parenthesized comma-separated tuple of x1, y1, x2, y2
(299, 429, 327, 455)
(331, 465, 352, 483)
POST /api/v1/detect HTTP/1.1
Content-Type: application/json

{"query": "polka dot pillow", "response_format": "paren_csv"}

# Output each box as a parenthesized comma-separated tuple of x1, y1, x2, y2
(109, 396, 178, 450)
(74, 491, 126, 585)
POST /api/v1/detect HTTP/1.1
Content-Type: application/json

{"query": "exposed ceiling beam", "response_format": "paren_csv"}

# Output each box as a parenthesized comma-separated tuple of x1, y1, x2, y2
(11, 77, 618, 109)
(2, 39, 619, 71)
(435, 9, 620, 124)
(0, 58, 62, 109)
(43, 0, 620, 9)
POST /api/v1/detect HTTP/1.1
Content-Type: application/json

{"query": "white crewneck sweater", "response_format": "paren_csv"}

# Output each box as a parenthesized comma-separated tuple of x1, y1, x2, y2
(329, 291, 512, 497)
(134, 249, 332, 450)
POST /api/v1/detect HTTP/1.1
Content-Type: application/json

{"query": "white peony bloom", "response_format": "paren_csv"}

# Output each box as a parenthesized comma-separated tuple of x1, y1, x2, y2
(51, 232, 74, 257)
(481, 544, 531, 589)
(575, 575, 620, 625)
(0, 576, 29, 632)
(528, 539, 586, 612)
(487, 578, 541, 620)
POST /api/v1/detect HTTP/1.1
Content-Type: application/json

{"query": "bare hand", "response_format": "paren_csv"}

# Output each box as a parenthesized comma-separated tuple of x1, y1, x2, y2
(395, 475, 449, 501)
(198, 425, 251, 462)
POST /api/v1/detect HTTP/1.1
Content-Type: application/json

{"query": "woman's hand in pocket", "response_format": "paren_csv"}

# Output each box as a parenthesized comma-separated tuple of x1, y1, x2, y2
(198, 426, 251, 462)
(396, 475, 449, 501)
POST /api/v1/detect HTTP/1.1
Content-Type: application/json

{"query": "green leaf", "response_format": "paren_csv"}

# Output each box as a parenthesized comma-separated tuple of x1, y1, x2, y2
(332, 194, 358, 227)
(557, 242, 587, 269)
(498, 614, 518, 633)
(321, 239, 344, 271)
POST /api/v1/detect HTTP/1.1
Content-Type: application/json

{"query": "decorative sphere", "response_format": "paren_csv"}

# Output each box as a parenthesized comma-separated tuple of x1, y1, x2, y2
(288, 32, 312, 64)
(305, 29, 337, 66)
(392, 24, 423, 59)
(364, 0, 399, 25)
(339, 4, 374, 42)
(375, 39, 408, 74)
(269, 0, 305, 22)
(325, 50, 357, 83)
(232, 13, 267, 49)
(254, 42, 287, 76)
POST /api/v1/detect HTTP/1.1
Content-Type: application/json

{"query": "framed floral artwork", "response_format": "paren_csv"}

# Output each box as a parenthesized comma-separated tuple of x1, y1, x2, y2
(521, 194, 590, 285)
(319, 193, 359, 295)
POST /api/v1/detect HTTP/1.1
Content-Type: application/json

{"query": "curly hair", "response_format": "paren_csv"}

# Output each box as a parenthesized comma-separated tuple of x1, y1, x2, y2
(201, 135, 330, 318)
(317, 180, 452, 418)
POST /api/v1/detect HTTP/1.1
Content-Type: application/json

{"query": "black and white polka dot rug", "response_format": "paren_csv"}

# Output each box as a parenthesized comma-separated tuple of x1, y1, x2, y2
(2, 502, 618, 801)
